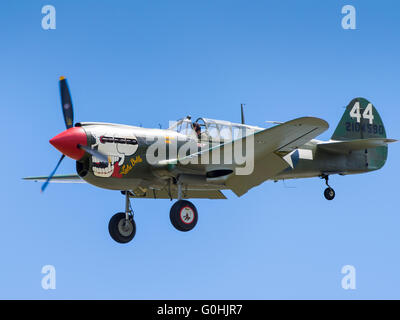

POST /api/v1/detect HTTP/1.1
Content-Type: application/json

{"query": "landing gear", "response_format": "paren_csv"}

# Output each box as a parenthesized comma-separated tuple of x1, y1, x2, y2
(169, 180, 198, 232)
(322, 175, 335, 200)
(108, 191, 136, 243)
(170, 200, 198, 232)
(108, 182, 200, 243)
(324, 187, 335, 201)
(108, 212, 136, 243)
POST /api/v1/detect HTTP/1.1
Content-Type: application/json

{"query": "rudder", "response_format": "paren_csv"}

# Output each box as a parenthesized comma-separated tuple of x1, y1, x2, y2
(332, 97, 386, 141)
(331, 97, 388, 170)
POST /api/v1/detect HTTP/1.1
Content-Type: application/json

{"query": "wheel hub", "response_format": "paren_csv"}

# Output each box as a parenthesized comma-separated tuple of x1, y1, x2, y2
(180, 206, 195, 224)
(118, 218, 134, 236)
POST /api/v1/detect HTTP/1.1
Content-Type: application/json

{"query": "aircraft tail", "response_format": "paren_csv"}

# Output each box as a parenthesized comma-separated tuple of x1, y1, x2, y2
(330, 97, 394, 170)
(332, 98, 387, 141)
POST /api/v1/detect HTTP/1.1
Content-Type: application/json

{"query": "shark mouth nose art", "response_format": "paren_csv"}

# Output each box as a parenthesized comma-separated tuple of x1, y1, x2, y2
(92, 155, 123, 177)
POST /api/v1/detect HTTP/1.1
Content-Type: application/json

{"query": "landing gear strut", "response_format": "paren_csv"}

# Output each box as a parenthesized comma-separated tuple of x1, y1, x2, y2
(108, 191, 136, 243)
(169, 180, 198, 232)
(322, 175, 335, 200)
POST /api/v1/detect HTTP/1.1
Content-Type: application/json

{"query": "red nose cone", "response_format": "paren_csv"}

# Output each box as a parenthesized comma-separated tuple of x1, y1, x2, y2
(50, 127, 87, 160)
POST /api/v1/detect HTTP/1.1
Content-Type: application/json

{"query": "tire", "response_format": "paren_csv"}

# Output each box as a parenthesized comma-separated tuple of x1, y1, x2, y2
(170, 200, 198, 232)
(108, 212, 136, 243)
(324, 187, 335, 200)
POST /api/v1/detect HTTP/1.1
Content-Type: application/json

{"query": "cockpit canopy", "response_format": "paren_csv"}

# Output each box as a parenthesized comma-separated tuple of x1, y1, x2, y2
(169, 117, 263, 141)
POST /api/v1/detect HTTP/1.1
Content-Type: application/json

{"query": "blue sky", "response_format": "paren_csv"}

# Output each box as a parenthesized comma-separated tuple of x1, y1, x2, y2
(1, 0, 399, 299)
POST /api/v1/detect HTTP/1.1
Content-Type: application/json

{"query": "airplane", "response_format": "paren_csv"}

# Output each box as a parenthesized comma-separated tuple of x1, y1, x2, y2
(24, 77, 397, 244)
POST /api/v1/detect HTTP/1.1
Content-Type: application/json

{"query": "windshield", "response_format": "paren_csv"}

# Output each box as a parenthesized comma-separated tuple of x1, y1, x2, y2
(169, 118, 197, 137)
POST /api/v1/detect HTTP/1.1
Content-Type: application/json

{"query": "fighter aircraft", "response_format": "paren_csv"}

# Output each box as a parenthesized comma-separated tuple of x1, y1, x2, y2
(24, 77, 396, 244)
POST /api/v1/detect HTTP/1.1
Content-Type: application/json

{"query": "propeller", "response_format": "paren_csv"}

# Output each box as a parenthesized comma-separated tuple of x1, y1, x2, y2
(41, 76, 73, 192)
(41, 155, 65, 192)
(41, 77, 107, 192)
(59, 76, 74, 129)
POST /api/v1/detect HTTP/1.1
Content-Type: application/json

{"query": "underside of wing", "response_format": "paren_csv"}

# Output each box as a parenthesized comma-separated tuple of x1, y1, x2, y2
(225, 153, 288, 196)
(23, 174, 85, 183)
(129, 187, 226, 199)
(317, 138, 397, 154)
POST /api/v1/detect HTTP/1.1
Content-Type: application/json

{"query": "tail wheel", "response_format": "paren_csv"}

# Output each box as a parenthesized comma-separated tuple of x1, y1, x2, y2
(324, 187, 335, 200)
(170, 200, 198, 232)
(108, 212, 136, 243)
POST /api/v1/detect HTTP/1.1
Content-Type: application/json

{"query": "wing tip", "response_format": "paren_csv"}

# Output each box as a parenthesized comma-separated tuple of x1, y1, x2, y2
(287, 116, 329, 129)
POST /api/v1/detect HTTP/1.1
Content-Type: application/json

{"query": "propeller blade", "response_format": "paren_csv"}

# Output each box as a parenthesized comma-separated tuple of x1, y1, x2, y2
(59, 76, 74, 129)
(78, 145, 108, 162)
(41, 155, 66, 192)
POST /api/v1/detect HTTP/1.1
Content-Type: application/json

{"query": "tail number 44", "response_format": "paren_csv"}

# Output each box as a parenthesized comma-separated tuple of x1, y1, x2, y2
(349, 102, 374, 124)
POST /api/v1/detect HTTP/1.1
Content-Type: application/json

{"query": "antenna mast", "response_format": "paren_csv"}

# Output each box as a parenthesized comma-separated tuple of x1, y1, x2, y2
(241, 104, 245, 124)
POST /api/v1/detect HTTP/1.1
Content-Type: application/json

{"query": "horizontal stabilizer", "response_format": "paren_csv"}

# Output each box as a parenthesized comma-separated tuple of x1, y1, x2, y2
(317, 138, 397, 154)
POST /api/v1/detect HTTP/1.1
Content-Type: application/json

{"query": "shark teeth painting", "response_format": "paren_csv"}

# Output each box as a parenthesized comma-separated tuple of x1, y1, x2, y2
(92, 155, 122, 178)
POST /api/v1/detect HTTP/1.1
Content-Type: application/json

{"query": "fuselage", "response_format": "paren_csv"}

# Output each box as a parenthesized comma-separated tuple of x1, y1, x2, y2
(273, 139, 386, 180)
(49, 120, 386, 192)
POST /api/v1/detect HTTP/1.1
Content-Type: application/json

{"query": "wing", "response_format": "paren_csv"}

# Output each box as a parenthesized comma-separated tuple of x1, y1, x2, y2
(164, 117, 328, 165)
(163, 117, 329, 196)
(225, 117, 329, 196)
(129, 187, 226, 199)
(23, 174, 86, 183)
(23, 174, 225, 199)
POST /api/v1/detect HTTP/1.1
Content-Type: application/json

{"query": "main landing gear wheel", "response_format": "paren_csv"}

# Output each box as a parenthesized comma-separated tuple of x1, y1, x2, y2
(108, 190, 136, 244)
(322, 175, 335, 200)
(170, 200, 198, 232)
(324, 187, 335, 200)
(108, 212, 136, 243)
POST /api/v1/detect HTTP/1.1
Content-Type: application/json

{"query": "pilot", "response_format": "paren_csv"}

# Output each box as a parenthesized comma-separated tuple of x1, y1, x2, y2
(192, 122, 201, 139)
